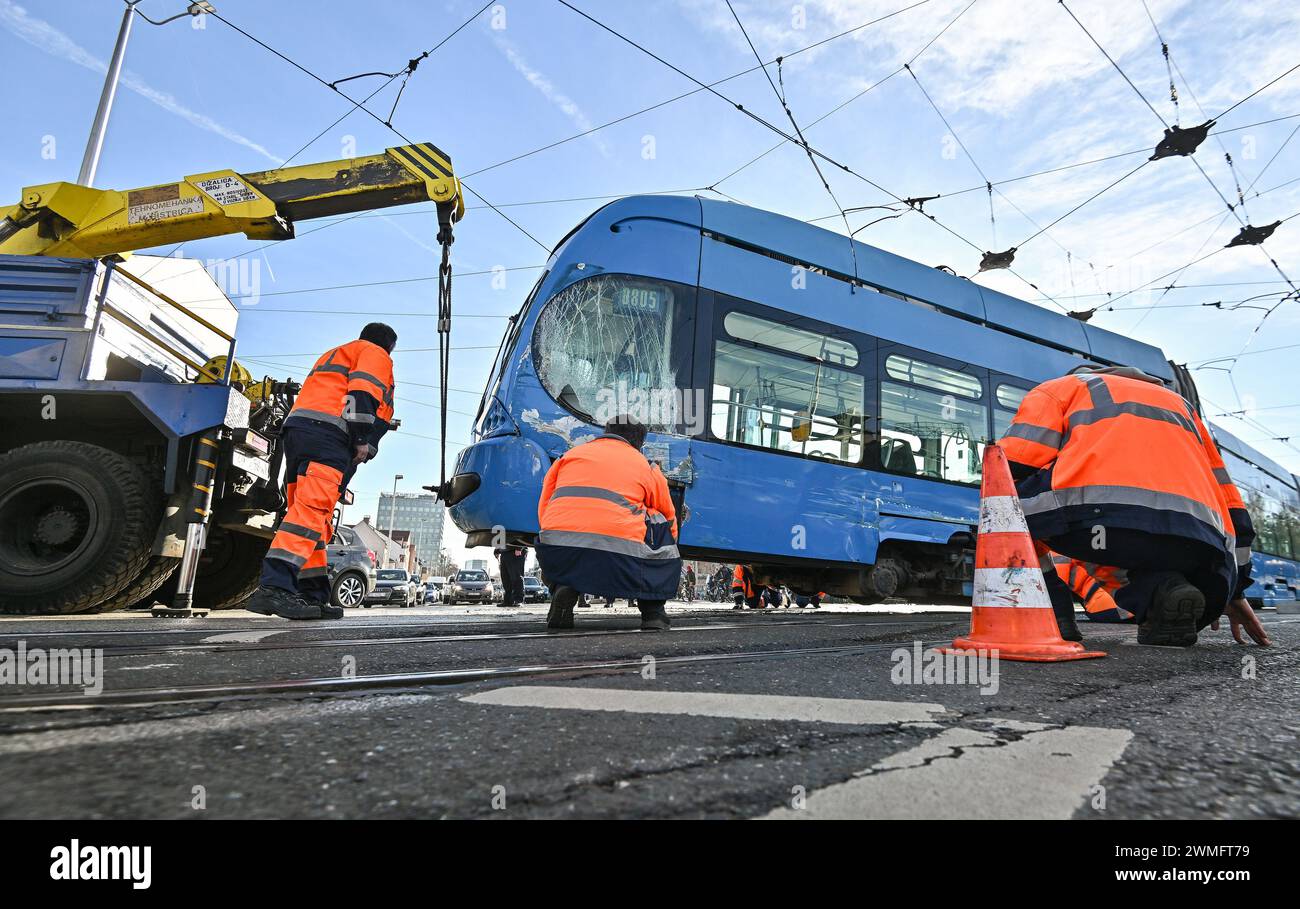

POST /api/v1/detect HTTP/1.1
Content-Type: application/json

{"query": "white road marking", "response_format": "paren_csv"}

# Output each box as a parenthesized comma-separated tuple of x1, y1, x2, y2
(114, 663, 181, 671)
(461, 686, 947, 725)
(762, 723, 1132, 820)
(199, 629, 291, 644)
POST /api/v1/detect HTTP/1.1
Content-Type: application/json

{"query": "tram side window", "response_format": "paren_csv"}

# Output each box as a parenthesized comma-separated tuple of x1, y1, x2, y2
(534, 275, 684, 430)
(710, 315, 865, 464)
(1222, 448, 1299, 560)
(879, 353, 988, 484)
(993, 383, 1029, 440)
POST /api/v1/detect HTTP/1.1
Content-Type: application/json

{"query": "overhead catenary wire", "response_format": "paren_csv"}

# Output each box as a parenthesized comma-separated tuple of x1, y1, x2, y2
(801, 112, 1300, 225)
(553, 0, 991, 262)
(463, 0, 940, 181)
(687, 0, 981, 197)
(724, 0, 861, 285)
(902, 61, 1081, 308)
(210, 9, 550, 254)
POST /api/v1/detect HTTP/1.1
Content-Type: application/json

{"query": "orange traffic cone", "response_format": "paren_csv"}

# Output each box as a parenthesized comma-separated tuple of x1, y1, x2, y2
(945, 444, 1106, 662)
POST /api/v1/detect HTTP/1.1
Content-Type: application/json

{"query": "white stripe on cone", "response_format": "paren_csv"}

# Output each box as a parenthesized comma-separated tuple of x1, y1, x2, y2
(977, 495, 1031, 535)
(973, 566, 1052, 609)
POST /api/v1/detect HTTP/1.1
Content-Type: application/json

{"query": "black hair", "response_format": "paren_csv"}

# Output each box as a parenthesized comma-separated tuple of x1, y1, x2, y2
(360, 322, 398, 353)
(604, 414, 647, 450)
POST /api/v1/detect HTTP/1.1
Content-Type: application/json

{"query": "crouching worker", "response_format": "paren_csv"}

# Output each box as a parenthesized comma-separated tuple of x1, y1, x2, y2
(731, 564, 758, 610)
(536, 415, 680, 631)
(1002, 364, 1269, 647)
(248, 323, 398, 620)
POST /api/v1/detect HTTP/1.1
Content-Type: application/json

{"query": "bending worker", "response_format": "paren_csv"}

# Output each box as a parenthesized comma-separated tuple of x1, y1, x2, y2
(249, 323, 398, 620)
(1000, 364, 1269, 647)
(536, 415, 679, 631)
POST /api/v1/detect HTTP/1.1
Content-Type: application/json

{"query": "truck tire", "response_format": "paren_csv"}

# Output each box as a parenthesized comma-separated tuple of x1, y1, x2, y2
(92, 555, 181, 613)
(153, 526, 269, 610)
(0, 441, 159, 614)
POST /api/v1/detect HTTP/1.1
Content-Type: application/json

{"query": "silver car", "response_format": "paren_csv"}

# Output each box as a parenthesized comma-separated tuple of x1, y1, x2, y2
(444, 569, 494, 605)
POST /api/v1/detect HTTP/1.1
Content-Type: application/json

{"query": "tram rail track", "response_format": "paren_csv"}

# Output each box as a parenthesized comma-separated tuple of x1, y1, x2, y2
(0, 639, 951, 713)
(90, 618, 956, 659)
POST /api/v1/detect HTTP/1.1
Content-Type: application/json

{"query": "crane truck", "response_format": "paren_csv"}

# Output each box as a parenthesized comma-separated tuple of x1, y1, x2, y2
(0, 143, 462, 615)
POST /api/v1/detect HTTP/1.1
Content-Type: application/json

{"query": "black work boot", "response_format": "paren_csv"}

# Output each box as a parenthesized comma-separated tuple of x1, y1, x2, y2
(1139, 575, 1204, 647)
(639, 607, 671, 631)
(246, 585, 322, 620)
(1052, 597, 1083, 642)
(546, 587, 578, 630)
(317, 600, 344, 620)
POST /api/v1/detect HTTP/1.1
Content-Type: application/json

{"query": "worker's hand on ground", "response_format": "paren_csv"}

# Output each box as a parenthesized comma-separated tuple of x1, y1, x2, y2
(353, 443, 376, 465)
(1211, 597, 1271, 646)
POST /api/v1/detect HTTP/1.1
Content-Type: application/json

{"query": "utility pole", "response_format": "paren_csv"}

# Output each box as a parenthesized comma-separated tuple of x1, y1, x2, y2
(77, 2, 216, 187)
(78, 1, 141, 187)
(386, 474, 404, 566)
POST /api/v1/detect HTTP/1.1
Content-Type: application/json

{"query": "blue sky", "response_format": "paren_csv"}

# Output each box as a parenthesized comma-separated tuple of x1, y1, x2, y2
(3, 0, 1298, 565)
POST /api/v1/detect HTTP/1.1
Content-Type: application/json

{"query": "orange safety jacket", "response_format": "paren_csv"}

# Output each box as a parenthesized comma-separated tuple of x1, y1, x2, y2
(731, 564, 756, 599)
(287, 339, 396, 445)
(1000, 366, 1254, 595)
(537, 434, 679, 558)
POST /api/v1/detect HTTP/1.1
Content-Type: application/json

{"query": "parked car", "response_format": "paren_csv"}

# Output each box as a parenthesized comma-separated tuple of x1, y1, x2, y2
(424, 577, 446, 603)
(365, 569, 417, 607)
(522, 575, 550, 603)
(326, 525, 376, 608)
(444, 569, 494, 605)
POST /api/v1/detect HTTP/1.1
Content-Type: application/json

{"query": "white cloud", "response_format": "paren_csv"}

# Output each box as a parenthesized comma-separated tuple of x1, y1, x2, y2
(492, 35, 611, 157)
(0, 0, 280, 164)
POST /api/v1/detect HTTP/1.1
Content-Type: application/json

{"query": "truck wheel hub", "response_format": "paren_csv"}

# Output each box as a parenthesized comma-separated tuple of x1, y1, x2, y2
(34, 507, 81, 547)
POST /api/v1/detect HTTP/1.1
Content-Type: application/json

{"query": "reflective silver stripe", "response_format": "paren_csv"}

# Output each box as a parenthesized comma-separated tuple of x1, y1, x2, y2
(266, 547, 307, 568)
(348, 412, 377, 425)
(1065, 401, 1197, 440)
(299, 567, 328, 579)
(1004, 422, 1063, 449)
(647, 512, 671, 525)
(287, 409, 348, 431)
(1236, 546, 1252, 565)
(1021, 484, 1226, 535)
(550, 485, 643, 514)
(348, 369, 389, 390)
(1213, 467, 1232, 484)
(538, 529, 680, 560)
(1078, 374, 1114, 407)
(276, 521, 321, 542)
(311, 364, 350, 376)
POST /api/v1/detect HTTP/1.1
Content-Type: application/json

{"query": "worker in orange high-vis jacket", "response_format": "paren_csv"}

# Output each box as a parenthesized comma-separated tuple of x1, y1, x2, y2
(731, 564, 758, 610)
(1047, 552, 1131, 623)
(1001, 364, 1269, 648)
(536, 414, 681, 631)
(248, 323, 398, 620)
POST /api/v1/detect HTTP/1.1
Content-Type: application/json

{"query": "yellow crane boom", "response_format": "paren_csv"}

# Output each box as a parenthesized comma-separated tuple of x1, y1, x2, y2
(0, 141, 463, 259)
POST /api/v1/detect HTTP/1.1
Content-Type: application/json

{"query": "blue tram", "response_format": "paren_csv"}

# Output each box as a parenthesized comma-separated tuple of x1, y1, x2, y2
(446, 196, 1299, 605)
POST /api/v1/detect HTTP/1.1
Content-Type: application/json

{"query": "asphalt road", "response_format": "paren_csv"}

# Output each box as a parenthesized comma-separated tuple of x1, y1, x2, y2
(0, 600, 1295, 819)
